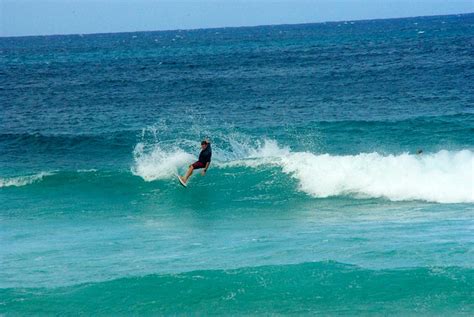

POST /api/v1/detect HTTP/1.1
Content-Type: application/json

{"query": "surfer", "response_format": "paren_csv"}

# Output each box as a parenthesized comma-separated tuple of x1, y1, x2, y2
(179, 140, 212, 186)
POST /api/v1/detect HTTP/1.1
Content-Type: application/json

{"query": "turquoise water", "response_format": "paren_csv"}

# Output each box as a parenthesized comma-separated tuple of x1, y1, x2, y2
(1, 14, 473, 315)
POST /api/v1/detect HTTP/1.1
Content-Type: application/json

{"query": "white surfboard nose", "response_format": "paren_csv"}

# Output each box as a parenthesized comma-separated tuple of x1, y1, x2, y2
(178, 175, 187, 188)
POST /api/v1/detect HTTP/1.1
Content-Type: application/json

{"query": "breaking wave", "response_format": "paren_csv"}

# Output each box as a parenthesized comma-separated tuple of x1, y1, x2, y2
(0, 172, 53, 188)
(132, 138, 473, 203)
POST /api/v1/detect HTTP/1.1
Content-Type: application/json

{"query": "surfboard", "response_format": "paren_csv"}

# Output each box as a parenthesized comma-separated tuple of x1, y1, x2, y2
(177, 175, 187, 188)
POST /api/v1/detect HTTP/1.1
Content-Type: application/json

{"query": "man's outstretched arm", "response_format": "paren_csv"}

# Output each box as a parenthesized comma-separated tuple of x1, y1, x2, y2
(202, 162, 210, 175)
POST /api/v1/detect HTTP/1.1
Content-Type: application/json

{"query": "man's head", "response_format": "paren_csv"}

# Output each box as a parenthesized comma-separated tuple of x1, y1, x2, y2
(201, 140, 208, 149)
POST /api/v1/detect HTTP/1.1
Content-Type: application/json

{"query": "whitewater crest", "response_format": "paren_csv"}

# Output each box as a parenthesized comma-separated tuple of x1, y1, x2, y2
(0, 172, 53, 188)
(279, 150, 473, 204)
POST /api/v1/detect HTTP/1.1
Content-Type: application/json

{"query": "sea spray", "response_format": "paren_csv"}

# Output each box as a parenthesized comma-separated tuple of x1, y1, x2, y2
(131, 142, 195, 181)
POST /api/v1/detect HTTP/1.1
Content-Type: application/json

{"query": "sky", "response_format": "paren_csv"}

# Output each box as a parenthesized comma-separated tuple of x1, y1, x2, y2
(1, 0, 473, 37)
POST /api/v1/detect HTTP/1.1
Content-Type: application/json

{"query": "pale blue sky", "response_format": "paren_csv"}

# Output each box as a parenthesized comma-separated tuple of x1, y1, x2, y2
(1, 0, 473, 37)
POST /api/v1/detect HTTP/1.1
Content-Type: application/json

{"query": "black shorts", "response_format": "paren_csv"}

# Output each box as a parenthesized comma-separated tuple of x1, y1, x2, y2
(191, 161, 205, 169)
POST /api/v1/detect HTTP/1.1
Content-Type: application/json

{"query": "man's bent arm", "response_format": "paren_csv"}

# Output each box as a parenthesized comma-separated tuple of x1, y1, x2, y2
(204, 162, 210, 171)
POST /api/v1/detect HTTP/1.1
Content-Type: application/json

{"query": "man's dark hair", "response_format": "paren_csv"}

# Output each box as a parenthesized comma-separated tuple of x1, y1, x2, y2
(201, 140, 208, 145)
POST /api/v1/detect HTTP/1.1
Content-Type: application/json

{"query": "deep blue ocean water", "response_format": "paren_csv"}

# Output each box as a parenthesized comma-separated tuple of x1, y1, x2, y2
(1, 13, 473, 315)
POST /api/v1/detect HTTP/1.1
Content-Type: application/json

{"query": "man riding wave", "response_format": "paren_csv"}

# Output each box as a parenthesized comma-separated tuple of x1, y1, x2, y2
(179, 140, 212, 185)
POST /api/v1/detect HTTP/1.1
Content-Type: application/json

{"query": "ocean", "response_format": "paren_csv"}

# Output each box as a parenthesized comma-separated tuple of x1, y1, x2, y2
(1, 13, 473, 315)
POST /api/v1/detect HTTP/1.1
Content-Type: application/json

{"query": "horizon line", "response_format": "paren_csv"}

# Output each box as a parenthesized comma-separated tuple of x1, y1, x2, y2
(1, 11, 472, 39)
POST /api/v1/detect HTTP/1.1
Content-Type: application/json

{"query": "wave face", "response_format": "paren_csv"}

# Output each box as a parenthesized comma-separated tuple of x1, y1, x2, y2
(131, 138, 473, 203)
(2, 262, 473, 315)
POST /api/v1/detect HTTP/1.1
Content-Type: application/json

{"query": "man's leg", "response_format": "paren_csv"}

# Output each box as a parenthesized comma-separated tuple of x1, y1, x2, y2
(182, 165, 194, 183)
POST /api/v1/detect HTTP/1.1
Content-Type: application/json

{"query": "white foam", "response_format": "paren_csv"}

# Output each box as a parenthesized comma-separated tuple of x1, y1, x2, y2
(0, 172, 52, 188)
(131, 142, 195, 181)
(223, 141, 473, 203)
(77, 169, 98, 173)
(279, 150, 473, 203)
